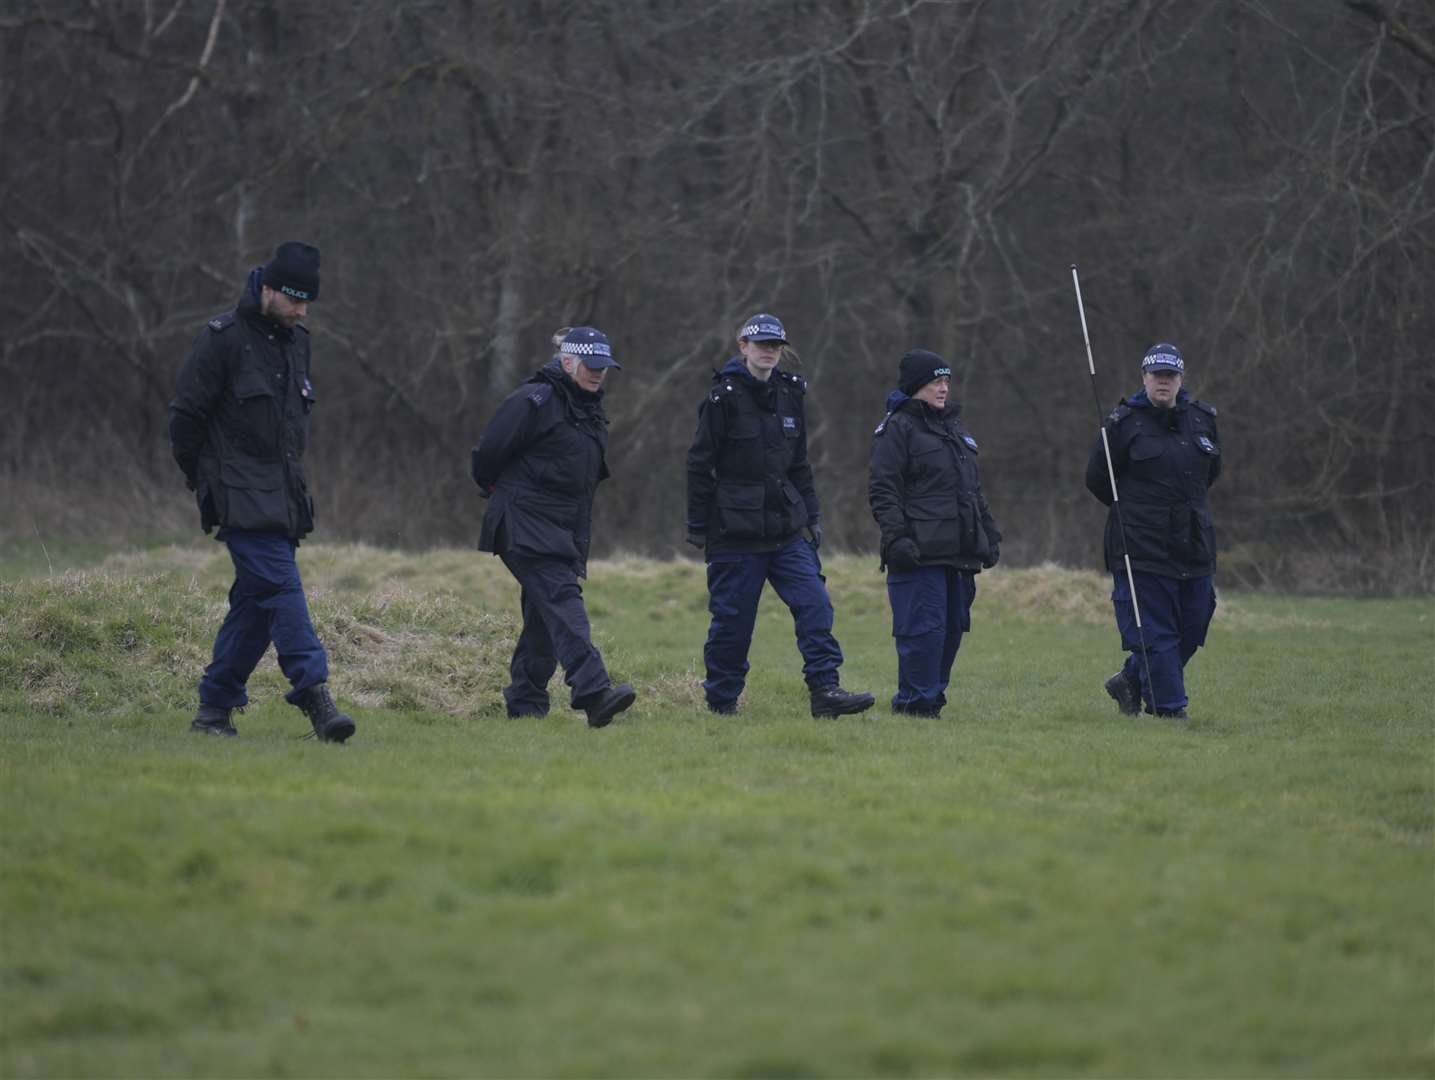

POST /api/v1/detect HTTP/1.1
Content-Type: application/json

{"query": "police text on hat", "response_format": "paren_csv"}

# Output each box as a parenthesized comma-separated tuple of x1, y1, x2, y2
(1142, 343, 1184, 374)
(560, 326, 621, 369)
(898, 349, 951, 396)
(739, 313, 787, 342)
(261, 241, 320, 302)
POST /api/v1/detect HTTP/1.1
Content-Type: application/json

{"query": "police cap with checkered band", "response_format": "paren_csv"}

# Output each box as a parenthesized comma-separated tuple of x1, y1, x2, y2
(1141, 342, 1185, 374)
(738, 313, 787, 343)
(560, 326, 621, 369)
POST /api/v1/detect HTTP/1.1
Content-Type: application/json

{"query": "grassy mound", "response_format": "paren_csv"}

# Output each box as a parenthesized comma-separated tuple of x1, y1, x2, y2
(1, 545, 1126, 722)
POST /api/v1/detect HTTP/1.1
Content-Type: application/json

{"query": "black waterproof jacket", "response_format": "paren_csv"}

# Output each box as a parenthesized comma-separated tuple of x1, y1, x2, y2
(472, 359, 610, 575)
(685, 358, 819, 555)
(168, 271, 317, 539)
(1084, 388, 1221, 579)
(869, 391, 1002, 572)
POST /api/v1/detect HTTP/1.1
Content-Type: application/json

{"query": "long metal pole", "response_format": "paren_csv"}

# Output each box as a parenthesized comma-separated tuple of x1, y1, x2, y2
(1071, 264, 1155, 715)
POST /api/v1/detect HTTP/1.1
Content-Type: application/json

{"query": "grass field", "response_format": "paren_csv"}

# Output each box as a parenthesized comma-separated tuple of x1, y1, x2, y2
(1, 542, 1431, 1078)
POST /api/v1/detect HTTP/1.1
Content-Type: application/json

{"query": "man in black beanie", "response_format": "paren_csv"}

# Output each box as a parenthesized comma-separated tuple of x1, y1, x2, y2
(168, 241, 356, 743)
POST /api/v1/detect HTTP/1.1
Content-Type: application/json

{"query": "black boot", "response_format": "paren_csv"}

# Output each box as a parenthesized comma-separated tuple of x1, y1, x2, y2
(810, 686, 875, 718)
(892, 702, 941, 718)
(190, 704, 238, 736)
(584, 683, 636, 729)
(294, 684, 356, 743)
(1104, 671, 1142, 716)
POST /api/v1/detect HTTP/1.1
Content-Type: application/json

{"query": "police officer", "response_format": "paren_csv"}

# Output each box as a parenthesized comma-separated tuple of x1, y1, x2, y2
(685, 312, 874, 718)
(169, 241, 355, 742)
(1085, 342, 1221, 720)
(869, 350, 1001, 717)
(472, 326, 637, 729)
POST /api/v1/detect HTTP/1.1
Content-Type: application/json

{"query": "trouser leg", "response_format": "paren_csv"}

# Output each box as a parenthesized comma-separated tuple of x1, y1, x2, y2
(199, 530, 327, 708)
(767, 539, 843, 692)
(1178, 575, 1217, 669)
(252, 536, 328, 704)
(502, 568, 558, 715)
(502, 554, 611, 709)
(1113, 571, 1185, 712)
(933, 569, 976, 704)
(702, 554, 767, 708)
(198, 582, 271, 710)
(887, 565, 947, 712)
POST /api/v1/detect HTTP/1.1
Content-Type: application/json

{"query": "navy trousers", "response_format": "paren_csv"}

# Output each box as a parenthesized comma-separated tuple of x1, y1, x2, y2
(703, 538, 843, 708)
(887, 566, 975, 713)
(500, 553, 612, 715)
(198, 529, 328, 709)
(1112, 571, 1216, 713)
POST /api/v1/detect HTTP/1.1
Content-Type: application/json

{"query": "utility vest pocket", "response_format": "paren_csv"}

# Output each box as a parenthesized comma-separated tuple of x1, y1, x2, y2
(714, 482, 765, 539)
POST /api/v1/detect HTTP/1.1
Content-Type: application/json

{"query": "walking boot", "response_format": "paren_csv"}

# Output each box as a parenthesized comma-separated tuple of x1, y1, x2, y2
(1104, 671, 1142, 716)
(892, 702, 941, 719)
(810, 686, 875, 718)
(584, 683, 636, 729)
(190, 704, 238, 737)
(294, 684, 356, 743)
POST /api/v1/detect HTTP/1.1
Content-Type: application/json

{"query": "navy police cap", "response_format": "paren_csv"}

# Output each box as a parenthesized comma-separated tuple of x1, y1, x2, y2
(738, 312, 787, 343)
(560, 326, 621, 369)
(1141, 343, 1184, 374)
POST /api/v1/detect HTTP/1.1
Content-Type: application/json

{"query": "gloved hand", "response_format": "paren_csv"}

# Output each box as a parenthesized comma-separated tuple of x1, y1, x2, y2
(686, 531, 706, 551)
(887, 537, 920, 571)
(805, 523, 823, 550)
(982, 543, 1000, 569)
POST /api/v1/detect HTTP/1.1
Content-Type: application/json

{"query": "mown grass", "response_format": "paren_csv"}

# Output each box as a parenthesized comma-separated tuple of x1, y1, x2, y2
(1, 543, 1431, 1078)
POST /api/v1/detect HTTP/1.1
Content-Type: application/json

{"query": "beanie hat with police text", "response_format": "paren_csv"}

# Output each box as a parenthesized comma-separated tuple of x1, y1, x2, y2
(262, 241, 321, 302)
(898, 349, 952, 396)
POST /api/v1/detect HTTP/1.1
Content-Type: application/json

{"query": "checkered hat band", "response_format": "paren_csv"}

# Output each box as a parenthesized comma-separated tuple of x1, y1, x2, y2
(561, 341, 612, 357)
(1143, 355, 1184, 371)
(743, 323, 784, 338)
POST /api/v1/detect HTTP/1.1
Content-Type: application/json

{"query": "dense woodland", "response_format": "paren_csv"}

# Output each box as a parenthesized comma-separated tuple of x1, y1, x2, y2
(2, 0, 1431, 592)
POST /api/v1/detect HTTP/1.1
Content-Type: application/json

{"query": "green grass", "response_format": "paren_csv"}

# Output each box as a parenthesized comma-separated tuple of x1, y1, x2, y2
(1, 544, 1432, 1078)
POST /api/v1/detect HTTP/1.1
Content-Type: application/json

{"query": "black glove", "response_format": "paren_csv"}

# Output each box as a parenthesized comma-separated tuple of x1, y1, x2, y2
(805, 523, 822, 550)
(887, 537, 920, 571)
(982, 543, 1000, 569)
(686, 531, 706, 550)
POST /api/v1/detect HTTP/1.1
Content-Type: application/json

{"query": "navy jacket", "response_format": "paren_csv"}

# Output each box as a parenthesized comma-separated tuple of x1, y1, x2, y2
(685, 358, 819, 555)
(472, 359, 610, 575)
(168, 270, 317, 539)
(1085, 388, 1221, 579)
(869, 390, 1001, 571)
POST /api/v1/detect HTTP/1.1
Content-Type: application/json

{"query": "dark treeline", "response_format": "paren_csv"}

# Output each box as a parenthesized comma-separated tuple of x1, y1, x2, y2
(2, 0, 1431, 592)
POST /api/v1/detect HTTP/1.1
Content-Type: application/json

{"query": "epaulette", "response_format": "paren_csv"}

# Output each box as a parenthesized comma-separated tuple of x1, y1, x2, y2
(709, 379, 740, 405)
(873, 411, 894, 436)
(1192, 399, 1217, 417)
(207, 313, 235, 333)
(775, 370, 808, 394)
(526, 384, 553, 408)
(1106, 402, 1133, 425)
